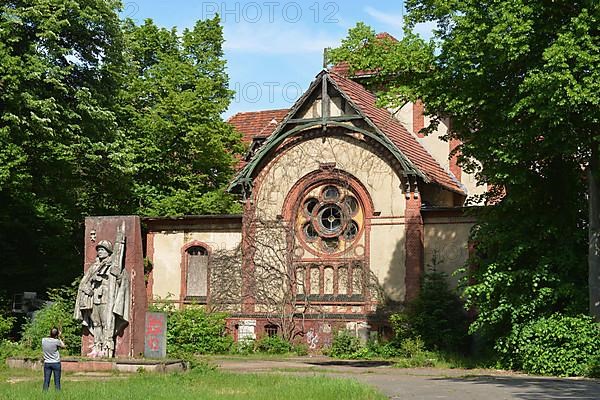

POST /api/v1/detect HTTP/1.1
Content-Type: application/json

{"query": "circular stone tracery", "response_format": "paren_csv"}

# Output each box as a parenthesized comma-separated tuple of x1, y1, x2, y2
(297, 183, 363, 254)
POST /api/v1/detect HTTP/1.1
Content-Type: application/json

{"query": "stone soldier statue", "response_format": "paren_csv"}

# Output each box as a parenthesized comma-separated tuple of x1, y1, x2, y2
(74, 224, 130, 357)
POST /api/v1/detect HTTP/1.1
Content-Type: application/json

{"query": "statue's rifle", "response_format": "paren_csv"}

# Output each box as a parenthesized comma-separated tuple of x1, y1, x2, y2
(105, 221, 126, 356)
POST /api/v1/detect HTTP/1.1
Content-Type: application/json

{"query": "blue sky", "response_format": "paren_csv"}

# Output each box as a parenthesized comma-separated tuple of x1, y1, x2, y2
(123, 1, 432, 118)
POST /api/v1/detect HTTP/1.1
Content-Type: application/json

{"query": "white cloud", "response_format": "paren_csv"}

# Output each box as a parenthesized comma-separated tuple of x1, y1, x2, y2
(364, 6, 404, 30)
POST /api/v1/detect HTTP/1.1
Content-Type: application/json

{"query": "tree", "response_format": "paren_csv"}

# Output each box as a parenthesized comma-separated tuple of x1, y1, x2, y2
(119, 17, 244, 216)
(328, 1, 599, 344)
(0, 4, 244, 296)
(0, 0, 131, 293)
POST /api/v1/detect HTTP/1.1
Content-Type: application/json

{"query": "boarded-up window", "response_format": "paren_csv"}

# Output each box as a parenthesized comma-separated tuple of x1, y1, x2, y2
(324, 267, 334, 294)
(310, 266, 320, 295)
(338, 266, 348, 295)
(352, 264, 363, 295)
(186, 246, 208, 297)
(296, 266, 305, 295)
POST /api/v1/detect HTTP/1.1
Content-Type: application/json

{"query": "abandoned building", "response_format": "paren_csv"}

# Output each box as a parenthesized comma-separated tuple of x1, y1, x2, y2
(142, 60, 483, 348)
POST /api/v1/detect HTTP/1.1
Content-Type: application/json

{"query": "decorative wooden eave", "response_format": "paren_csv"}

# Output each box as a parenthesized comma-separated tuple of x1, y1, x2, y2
(228, 69, 431, 197)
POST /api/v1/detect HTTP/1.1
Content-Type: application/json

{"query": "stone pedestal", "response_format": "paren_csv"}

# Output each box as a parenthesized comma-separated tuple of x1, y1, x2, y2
(82, 216, 147, 357)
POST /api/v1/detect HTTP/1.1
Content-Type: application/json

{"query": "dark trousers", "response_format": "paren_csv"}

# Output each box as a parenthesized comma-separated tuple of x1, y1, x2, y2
(43, 362, 61, 391)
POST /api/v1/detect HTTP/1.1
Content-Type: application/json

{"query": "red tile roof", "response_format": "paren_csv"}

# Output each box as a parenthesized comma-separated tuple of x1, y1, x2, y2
(328, 71, 464, 194)
(228, 109, 289, 143)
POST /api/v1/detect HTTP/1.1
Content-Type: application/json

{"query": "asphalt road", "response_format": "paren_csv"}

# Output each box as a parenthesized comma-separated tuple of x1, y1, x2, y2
(215, 357, 600, 400)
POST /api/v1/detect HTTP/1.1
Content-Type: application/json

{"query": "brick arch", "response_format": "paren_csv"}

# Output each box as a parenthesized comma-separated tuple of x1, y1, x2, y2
(179, 240, 212, 304)
(282, 168, 374, 267)
(282, 168, 374, 221)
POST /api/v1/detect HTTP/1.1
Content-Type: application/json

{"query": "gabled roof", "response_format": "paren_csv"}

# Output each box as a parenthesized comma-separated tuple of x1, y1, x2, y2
(229, 70, 464, 196)
(228, 109, 289, 143)
(328, 71, 463, 194)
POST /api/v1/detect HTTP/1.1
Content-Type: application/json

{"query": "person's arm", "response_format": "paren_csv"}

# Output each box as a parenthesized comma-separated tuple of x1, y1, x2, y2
(57, 332, 66, 348)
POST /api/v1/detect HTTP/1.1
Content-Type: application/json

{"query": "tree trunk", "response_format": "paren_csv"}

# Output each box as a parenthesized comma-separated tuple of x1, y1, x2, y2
(589, 142, 600, 320)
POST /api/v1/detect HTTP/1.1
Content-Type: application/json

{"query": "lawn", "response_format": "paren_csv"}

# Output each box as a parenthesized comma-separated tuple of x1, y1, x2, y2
(0, 367, 385, 400)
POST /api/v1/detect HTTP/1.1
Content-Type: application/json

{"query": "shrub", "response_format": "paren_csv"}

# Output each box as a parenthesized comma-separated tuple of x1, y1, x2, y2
(329, 330, 361, 358)
(231, 338, 255, 355)
(0, 313, 15, 341)
(20, 283, 81, 355)
(167, 307, 232, 355)
(501, 314, 600, 376)
(398, 337, 426, 358)
(255, 335, 292, 354)
(389, 312, 414, 343)
(407, 271, 470, 353)
(293, 343, 308, 356)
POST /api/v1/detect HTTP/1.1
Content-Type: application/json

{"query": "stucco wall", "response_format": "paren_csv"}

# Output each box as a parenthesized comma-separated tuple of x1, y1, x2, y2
(150, 229, 242, 301)
(255, 135, 405, 219)
(255, 134, 408, 302)
(423, 217, 474, 290)
(370, 223, 406, 301)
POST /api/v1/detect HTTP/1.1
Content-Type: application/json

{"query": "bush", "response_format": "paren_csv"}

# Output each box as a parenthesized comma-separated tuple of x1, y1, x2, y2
(255, 335, 292, 354)
(328, 330, 361, 358)
(231, 338, 255, 355)
(0, 313, 15, 341)
(501, 314, 600, 376)
(167, 307, 232, 355)
(0, 340, 39, 364)
(20, 283, 81, 356)
(293, 343, 308, 356)
(407, 271, 470, 353)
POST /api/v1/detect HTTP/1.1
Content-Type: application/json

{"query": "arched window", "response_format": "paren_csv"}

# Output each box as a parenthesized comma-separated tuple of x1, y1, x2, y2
(296, 183, 363, 255)
(186, 246, 208, 299)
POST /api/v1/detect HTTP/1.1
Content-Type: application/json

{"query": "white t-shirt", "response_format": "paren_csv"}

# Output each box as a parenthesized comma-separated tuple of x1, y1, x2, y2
(42, 338, 65, 363)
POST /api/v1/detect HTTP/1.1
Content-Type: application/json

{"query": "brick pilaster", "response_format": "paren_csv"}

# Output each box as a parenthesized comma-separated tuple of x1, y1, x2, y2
(241, 200, 256, 313)
(404, 193, 424, 301)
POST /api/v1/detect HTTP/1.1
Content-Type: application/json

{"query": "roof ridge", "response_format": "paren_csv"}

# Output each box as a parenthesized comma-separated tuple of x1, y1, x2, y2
(327, 71, 465, 194)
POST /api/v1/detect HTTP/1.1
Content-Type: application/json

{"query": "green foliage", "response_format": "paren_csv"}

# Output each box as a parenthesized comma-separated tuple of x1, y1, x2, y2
(292, 343, 309, 356)
(166, 307, 232, 355)
(231, 338, 255, 355)
(0, 314, 14, 341)
(408, 272, 470, 352)
(388, 273, 470, 354)
(328, 330, 361, 358)
(500, 314, 600, 376)
(0, 0, 131, 294)
(0, 340, 39, 364)
(255, 335, 292, 354)
(20, 283, 81, 355)
(119, 17, 244, 217)
(329, 0, 597, 367)
(0, 3, 244, 296)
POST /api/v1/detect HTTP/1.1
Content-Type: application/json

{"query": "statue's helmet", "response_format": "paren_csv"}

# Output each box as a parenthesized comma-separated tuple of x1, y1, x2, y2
(96, 240, 113, 254)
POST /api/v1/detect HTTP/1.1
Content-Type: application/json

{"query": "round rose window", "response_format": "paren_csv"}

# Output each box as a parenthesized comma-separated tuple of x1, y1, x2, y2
(296, 184, 363, 254)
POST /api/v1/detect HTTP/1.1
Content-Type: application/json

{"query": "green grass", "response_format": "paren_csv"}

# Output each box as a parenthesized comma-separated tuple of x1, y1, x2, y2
(0, 368, 385, 400)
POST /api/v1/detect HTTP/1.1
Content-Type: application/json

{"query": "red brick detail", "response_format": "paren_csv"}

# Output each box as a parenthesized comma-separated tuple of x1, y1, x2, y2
(448, 117, 462, 182)
(241, 201, 257, 314)
(404, 195, 424, 301)
(413, 100, 425, 138)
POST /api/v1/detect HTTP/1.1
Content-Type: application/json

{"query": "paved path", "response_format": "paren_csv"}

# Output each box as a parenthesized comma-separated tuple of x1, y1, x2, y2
(214, 357, 600, 400)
